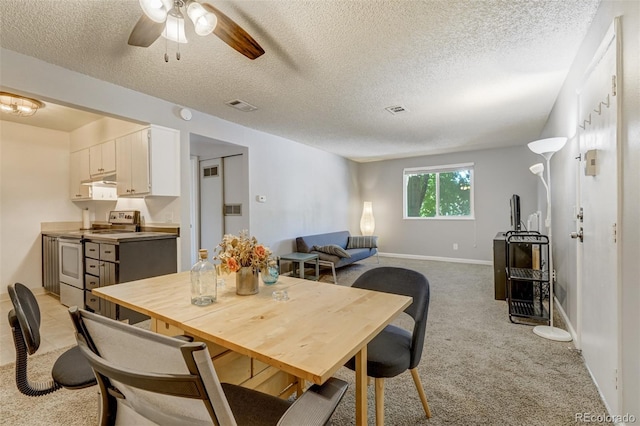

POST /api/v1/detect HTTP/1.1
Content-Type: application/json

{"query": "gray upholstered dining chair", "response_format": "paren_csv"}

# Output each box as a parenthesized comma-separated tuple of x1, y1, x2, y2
(7, 282, 96, 396)
(69, 306, 348, 426)
(344, 267, 432, 425)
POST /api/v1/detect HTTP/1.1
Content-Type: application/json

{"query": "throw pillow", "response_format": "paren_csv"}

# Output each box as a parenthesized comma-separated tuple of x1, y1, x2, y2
(347, 236, 378, 249)
(312, 244, 351, 258)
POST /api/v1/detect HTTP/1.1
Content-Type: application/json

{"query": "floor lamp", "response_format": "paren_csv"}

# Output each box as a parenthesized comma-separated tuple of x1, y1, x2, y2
(528, 137, 573, 342)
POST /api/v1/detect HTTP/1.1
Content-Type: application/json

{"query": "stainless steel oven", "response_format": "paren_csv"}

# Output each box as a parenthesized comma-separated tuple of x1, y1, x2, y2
(58, 237, 84, 307)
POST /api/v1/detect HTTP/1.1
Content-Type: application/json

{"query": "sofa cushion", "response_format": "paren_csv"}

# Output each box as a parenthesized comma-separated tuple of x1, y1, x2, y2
(347, 236, 378, 249)
(343, 248, 376, 265)
(313, 244, 351, 258)
(311, 251, 342, 264)
(296, 231, 351, 253)
(311, 248, 375, 268)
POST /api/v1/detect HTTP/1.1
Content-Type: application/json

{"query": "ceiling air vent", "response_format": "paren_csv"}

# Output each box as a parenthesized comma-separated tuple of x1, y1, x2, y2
(385, 105, 409, 115)
(225, 99, 258, 112)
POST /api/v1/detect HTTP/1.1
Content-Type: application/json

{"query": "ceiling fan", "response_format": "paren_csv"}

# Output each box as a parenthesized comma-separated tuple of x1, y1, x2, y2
(128, 0, 265, 61)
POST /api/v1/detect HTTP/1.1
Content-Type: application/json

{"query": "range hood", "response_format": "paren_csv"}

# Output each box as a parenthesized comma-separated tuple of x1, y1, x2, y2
(82, 174, 117, 186)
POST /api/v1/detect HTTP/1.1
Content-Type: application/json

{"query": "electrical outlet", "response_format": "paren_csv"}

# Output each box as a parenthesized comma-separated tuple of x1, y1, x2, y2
(453, 243, 459, 250)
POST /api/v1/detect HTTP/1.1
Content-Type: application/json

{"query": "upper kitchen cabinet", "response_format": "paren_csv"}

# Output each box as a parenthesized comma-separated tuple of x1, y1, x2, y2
(70, 149, 91, 199)
(116, 125, 179, 197)
(89, 140, 116, 177)
(70, 147, 117, 201)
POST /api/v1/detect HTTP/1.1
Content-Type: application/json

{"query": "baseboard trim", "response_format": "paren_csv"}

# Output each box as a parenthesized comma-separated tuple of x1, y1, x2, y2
(379, 252, 492, 266)
(553, 296, 577, 346)
(0, 286, 47, 302)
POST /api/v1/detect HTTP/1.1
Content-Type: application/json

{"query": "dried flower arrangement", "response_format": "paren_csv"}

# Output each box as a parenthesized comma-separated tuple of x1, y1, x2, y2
(215, 230, 273, 274)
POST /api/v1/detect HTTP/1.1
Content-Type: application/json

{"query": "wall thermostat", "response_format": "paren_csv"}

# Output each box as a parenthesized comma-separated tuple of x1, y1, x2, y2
(179, 108, 192, 121)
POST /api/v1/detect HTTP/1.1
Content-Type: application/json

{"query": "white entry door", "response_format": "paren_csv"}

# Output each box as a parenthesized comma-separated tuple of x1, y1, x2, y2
(200, 158, 224, 256)
(577, 21, 620, 414)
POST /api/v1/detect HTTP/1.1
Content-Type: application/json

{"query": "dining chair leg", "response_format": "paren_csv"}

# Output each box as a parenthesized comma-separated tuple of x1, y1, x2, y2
(410, 368, 432, 418)
(374, 377, 385, 426)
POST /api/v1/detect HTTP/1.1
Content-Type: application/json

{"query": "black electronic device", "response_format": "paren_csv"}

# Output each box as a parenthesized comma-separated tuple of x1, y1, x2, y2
(510, 194, 521, 231)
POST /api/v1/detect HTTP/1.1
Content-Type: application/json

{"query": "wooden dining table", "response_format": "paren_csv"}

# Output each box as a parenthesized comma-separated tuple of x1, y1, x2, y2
(93, 271, 412, 425)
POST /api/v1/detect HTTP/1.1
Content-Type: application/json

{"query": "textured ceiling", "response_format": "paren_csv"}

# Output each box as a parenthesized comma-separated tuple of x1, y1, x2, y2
(0, 0, 600, 162)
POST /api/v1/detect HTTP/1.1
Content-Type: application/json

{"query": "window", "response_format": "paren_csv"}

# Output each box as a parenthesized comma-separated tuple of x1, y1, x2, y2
(403, 163, 474, 219)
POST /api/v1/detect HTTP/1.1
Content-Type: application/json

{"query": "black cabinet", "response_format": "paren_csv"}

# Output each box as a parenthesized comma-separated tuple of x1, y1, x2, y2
(84, 237, 177, 324)
(85, 242, 117, 319)
(493, 232, 534, 300)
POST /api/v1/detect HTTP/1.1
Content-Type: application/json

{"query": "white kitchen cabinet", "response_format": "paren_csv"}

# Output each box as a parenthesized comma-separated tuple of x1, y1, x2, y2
(70, 148, 117, 201)
(69, 149, 91, 199)
(116, 125, 179, 197)
(89, 140, 116, 177)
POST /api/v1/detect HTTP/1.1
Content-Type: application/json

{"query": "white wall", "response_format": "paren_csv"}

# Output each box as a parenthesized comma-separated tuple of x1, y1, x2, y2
(357, 145, 539, 262)
(540, 0, 639, 418)
(247, 128, 361, 254)
(0, 121, 77, 291)
(0, 48, 359, 286)
(70, 116, 146, 152)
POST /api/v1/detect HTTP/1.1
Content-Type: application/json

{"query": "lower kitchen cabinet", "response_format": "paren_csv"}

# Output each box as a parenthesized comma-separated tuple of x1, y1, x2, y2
(85, 236, 177, 323)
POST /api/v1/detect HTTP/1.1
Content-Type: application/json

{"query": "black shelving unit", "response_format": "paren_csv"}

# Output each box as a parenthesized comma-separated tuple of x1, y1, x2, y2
(505, 232, 550, 324)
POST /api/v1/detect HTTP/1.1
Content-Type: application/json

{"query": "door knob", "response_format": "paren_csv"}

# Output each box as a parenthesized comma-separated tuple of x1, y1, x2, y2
(570, 228, 584, 242)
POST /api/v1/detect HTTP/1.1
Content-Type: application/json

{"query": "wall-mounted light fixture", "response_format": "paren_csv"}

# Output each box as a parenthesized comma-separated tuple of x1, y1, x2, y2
(0, 92, 45, 117)
(360, 201, 375, 236)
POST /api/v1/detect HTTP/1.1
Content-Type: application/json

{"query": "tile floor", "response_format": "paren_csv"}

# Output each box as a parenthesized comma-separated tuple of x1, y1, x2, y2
(1, 291, 76, 366)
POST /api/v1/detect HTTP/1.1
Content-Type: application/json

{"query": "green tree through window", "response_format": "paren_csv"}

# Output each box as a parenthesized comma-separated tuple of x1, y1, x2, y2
(404, 165, 473, 218)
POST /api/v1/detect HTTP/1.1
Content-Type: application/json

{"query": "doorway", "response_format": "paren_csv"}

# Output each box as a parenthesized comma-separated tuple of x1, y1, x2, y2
(199, 158, 224, 255)
(189, 134, 250, 265)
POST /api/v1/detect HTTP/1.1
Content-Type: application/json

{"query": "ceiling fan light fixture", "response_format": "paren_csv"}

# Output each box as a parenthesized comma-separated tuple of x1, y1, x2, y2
(139, 0, 171, 23)
(187, 2, 217, 36)
(0, 92, 44, 117)
(162, 8, 188, 43)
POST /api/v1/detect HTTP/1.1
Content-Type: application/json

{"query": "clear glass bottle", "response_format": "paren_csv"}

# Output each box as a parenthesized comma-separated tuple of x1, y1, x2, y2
(190, 249, 216, 306)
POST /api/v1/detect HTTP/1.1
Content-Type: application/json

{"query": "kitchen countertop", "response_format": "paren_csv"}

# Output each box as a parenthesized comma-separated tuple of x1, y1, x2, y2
(42, 229, 178, 242)
(83, 231, 177, 242)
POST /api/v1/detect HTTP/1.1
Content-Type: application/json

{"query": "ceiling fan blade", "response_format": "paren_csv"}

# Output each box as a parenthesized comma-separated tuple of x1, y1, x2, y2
(201, 3, 265, 60)
(128, 14, 164, 47)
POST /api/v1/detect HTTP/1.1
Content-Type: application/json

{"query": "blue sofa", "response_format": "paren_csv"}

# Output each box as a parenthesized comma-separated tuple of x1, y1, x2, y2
(295, 231, 378, 283)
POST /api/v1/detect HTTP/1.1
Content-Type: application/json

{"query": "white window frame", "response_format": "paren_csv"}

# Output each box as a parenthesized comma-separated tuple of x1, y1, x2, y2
(403, 162, 475, 220)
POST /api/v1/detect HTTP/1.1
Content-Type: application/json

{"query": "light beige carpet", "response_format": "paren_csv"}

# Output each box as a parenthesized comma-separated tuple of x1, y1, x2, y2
(1, 257, 610, 425)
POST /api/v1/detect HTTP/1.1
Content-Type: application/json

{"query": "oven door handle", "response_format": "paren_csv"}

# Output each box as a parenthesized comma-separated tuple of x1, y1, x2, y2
(58, 238, 82, 243)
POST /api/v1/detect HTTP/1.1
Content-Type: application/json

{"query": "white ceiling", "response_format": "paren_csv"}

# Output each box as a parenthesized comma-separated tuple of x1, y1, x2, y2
(0, 100, 104, 133)
(0, 0, 600, 162)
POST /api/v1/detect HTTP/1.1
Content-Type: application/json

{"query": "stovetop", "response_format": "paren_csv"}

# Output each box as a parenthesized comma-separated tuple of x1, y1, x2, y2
(85, 229, 137, 235)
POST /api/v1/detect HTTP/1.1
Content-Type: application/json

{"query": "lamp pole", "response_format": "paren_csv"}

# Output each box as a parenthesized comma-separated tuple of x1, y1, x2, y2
(528, 138, 572, 342)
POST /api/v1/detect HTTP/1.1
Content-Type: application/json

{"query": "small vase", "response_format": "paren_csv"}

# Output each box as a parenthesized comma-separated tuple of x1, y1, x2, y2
(236, 266, 259, 295)
(261, 265, 280, 285)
